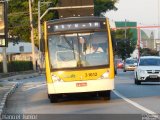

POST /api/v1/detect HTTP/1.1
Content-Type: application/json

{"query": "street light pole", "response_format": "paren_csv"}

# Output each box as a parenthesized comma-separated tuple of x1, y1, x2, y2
(29, 0, 36, 71)
(38, 0, 42, 68)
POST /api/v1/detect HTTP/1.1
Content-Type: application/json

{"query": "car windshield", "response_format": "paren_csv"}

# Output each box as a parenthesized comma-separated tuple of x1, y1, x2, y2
(48, 32, 109, 69)
(126, 59, 137, 64)
(139, 58, 160, 66)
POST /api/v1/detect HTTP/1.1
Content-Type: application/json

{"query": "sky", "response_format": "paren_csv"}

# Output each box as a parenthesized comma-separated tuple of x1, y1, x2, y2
(105, 0, 159, 26)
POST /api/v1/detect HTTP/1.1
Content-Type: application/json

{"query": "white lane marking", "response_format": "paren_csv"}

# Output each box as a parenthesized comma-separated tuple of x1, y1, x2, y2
(113, 90, 157, 115)
(23, 84, 46, 91)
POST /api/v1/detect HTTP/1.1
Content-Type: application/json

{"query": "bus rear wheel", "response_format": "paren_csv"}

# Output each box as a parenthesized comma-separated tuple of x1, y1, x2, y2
(98, 91, 111, 100)
(49, 94, 59, 103)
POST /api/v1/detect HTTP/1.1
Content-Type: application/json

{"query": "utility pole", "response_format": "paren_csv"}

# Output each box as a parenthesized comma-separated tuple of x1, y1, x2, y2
(29, 0, 36, 71)
(137, 28, 141, 59)
(2, 47, 7, 73)
(125, 19, 127, 39)
(158, 0, 160, 54)
(38, 0, 41, 53)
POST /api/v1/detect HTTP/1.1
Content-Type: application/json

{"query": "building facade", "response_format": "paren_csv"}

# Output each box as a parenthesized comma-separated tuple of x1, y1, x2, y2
(0, 42, 39, 62)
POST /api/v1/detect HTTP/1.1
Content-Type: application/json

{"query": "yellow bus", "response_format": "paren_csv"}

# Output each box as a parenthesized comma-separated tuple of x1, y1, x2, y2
(44, 17, 115, 103)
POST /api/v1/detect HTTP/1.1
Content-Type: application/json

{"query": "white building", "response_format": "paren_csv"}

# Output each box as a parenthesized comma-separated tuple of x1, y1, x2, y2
(0, 42, 39, 62)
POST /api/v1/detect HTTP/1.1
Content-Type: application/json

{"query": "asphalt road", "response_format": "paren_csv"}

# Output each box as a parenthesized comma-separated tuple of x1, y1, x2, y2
(4, 69, 160, 120)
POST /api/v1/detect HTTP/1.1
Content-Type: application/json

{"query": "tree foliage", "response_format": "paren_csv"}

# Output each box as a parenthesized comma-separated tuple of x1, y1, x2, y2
(94, 0, 118, 16)
(8, 0, 58, 47)
(112, 29, 136, 60)
(8, 0, 118, 47)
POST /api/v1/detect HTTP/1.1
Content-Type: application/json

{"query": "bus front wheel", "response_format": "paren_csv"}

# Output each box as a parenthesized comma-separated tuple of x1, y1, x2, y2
(98, 91, 111, 100)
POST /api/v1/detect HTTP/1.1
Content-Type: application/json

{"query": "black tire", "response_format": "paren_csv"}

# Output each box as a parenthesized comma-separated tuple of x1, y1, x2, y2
(136, 80, 141, 85)
(115, 70, 117, 75)
(135, 78, 139, 85)
(135, 74, 141, 85)
(48, 94, 50, 99)
(123, 69, 126, 72)
(49, 94, 59, 103)
(98, 91, 111, 100)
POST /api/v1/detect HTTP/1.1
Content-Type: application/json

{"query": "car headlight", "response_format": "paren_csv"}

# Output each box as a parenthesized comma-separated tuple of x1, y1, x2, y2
(100, 70, 109, 79)
(52, 75, 63, 82)
(125, 65, 129, 68)
(138, 69, 146, 74)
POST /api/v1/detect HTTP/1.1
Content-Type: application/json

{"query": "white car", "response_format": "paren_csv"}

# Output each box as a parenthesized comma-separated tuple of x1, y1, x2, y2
(134, 56, 160, 85)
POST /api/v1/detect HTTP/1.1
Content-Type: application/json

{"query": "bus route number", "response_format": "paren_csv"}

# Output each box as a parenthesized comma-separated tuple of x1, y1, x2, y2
(85, 73, 97, 77)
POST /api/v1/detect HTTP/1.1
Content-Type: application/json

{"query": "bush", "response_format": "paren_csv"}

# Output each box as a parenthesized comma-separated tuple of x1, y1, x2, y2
(0, 61, 33, 73)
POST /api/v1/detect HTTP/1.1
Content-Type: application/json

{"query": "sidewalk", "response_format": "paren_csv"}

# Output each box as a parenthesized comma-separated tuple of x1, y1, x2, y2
(0, 71, 42, 115)
(0, 81, 17, 114)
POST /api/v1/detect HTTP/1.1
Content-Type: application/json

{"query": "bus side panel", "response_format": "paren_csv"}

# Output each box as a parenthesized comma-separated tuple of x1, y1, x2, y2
(44, 22, 56, 94)
(44, 22, 54, 83)
(106, 18, 115, 80)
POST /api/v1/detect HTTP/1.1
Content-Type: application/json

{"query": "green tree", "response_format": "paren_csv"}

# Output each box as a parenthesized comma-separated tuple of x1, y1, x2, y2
(94, 0, 118, 16)
(8, 0, 29, 42)
(112, 29, 136, 60)
(8, 0, 58, 47)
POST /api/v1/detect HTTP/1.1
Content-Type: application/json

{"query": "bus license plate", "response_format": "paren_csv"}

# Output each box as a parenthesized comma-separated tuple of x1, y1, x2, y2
(76, 82, 87, 87)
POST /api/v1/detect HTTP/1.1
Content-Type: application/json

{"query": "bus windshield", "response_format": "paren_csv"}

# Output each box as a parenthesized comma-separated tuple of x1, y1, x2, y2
(48, 32, 109, 69)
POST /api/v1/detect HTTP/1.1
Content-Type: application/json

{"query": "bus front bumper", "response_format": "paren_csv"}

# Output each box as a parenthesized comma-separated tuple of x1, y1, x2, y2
(47, 79, 114, 94)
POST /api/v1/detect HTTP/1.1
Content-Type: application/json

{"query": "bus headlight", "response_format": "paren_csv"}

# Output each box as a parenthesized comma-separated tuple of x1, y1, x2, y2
(100, 71, 109, 79)
(52, 75, 63, 82)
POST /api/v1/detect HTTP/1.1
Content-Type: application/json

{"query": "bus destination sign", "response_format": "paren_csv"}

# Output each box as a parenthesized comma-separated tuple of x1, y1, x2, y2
(47, 22, 106, 33)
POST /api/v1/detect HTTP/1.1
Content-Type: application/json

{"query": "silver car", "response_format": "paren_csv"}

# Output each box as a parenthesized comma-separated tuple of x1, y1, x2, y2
(123, 58, 137, 72)
(134, 56, 160, 85)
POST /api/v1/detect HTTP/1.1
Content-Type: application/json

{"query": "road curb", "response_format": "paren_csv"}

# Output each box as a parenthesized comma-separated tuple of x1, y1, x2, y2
(0, 73, 42, 116)
(0, 82, 18, 116)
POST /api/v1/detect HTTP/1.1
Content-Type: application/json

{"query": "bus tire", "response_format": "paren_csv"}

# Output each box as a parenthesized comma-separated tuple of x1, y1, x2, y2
(48, 94, 50, 99)
(99, 91, 111, 100)
(50, 94, 59, 103)
(106, 90, 111, 100)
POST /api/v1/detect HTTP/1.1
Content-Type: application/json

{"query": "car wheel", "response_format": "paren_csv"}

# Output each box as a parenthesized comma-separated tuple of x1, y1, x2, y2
(135, 78, 141, 85)
(135, 73, 141, 85)
(115, 69, 117, 75)
(123, 69, 126, 72)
